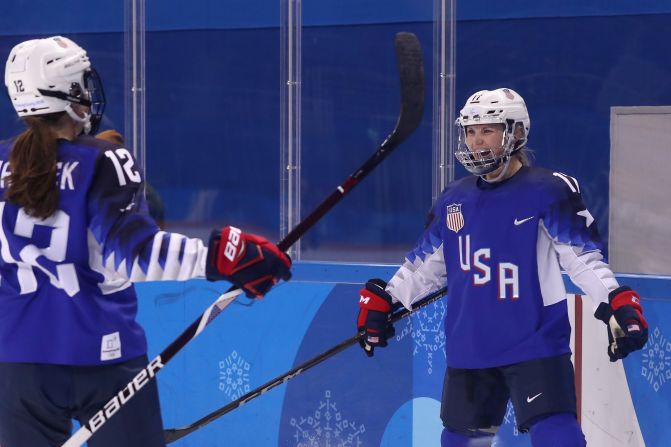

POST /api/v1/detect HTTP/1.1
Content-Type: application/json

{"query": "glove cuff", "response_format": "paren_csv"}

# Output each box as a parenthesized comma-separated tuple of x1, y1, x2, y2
(594, 302, 613, 324)
(607, 285, 631, 302)
(609, 286, 642, 313)
(205, 229, 225, 281)
(365, 278, 393, 306)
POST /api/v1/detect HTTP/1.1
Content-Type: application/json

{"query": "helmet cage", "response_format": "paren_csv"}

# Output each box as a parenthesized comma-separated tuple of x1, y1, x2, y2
(454, 88, 530, 176)
(36, 69, 105, 135)
(454, 119, 521, 176)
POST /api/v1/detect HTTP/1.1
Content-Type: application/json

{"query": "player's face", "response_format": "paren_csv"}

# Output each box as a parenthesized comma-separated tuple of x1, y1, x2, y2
(465, 124, 505, 157)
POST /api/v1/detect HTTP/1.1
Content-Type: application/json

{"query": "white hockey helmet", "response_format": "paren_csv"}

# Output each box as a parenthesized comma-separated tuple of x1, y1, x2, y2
(4, 36, 105, 134)
(454, 88, 530, 176)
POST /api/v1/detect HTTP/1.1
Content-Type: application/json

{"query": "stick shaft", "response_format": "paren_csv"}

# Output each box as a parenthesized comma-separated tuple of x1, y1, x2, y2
(62, 31, 424, 447)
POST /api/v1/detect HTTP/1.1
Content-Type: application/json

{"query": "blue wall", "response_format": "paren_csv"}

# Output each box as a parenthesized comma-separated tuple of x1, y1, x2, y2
(1, 5, 670, 248)
(455, 13, 671, 240)
(3, 0, 671, 34)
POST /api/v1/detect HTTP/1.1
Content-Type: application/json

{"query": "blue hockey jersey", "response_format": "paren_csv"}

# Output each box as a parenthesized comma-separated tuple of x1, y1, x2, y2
(386, 166, 619, 368)
(0, 135, 207, 365)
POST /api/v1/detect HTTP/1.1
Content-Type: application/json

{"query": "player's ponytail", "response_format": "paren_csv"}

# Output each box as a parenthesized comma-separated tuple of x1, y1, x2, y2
(512, 122, 533, 167)
(516, 147, 534, 167)
(4, 113, 63, 219)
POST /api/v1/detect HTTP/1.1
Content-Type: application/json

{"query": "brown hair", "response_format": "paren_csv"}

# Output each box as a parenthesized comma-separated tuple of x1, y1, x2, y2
(95, 129, 125, 145)
(514, 148, 533, 167)
(4, 113, 64, 219)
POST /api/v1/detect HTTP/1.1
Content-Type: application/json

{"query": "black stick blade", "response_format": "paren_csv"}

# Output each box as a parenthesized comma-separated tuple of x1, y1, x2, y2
(351, 32, 425, 183)
(279, 32, 425, 249)
(388, 32, 425, 146)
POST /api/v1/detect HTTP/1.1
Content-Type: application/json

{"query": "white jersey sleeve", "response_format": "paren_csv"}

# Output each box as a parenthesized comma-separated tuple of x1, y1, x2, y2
(386, 209, 447, 310)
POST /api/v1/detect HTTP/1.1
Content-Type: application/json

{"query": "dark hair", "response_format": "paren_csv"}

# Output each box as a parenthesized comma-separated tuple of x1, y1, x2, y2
(4, 113, 64, 219)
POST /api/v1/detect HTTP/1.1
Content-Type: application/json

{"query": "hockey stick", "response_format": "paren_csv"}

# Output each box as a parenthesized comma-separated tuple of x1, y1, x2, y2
(164, 286, 447, 443)
(62, 31, 424, 447)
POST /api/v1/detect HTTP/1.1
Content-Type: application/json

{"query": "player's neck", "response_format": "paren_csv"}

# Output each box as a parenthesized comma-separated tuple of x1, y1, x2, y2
(52, 119, 81, 141)
(483, 157, 523, 183)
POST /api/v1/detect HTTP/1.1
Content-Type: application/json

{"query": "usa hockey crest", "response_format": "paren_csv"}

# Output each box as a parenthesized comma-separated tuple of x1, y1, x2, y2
(446, 203, 464, 233)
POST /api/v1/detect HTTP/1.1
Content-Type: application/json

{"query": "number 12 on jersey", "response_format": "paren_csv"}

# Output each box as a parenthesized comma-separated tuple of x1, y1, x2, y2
(105, 149, 141, 186)
(0, 203, 79, 297)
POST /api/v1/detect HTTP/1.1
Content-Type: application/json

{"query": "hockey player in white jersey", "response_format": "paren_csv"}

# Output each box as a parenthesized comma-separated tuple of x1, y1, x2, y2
(0, 36, 291, 447)
(356, 88, 648, 446)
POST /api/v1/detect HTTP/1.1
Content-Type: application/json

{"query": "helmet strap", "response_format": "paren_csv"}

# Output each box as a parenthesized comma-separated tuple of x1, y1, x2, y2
(480, 154, 512, 183)
(64, 103, 92, 134)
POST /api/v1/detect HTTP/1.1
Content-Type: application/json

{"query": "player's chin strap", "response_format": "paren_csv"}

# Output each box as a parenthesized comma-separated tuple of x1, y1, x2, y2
(479, 143, 526, 183)
(64, 104, 92, 134)
(479, 155, 512, 183)
(38, 88, 93, 135)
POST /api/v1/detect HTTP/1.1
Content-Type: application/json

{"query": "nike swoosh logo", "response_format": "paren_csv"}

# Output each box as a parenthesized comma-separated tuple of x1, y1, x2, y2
(514, 216, 534, 226)
(119, 202, 135, 212)
(526, 392, 543, 403)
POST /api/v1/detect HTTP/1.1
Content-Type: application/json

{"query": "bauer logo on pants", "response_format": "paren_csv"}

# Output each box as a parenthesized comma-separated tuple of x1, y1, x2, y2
(446, 203, 464, 233)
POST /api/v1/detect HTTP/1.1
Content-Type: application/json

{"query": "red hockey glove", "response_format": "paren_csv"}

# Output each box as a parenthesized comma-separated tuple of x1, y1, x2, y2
(595, 286, 648, 362)
(206, 226, 291, 298)
(357, 279, 396, 357)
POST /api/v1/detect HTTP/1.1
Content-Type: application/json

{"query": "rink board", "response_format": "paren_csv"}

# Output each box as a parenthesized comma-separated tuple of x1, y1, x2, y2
(135, 263, 671, 446)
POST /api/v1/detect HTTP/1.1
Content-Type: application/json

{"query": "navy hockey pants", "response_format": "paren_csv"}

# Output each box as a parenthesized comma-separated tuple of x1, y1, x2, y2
(0, 355, 165, 447)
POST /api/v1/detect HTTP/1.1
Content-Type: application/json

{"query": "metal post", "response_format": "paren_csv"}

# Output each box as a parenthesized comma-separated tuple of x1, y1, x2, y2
(433, 0, 456, 200)
(124, 0, 146, 176)
(280, 0, 302, 258)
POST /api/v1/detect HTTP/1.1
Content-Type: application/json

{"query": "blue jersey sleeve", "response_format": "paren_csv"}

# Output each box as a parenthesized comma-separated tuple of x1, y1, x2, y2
(87, 148, 207, 281)
(541, 172, 605, 254)
(539, 171, 617, 308)
(406, 205, 445, 264)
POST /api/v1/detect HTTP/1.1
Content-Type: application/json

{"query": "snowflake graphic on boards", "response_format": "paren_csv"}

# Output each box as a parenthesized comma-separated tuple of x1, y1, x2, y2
(290, 390, 365, 446)
(641, 326, 671, 392)
(218, 350, 251, 400)
(395, 299, 447, 374)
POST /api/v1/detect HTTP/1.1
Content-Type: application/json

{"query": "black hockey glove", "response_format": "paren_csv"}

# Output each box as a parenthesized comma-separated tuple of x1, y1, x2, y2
(357, 279, 396, 357)
(206, 226, 291, 298)
(595, 286, 648, 362)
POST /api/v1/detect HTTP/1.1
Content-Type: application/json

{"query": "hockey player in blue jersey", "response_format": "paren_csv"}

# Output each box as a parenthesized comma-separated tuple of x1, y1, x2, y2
(356, 88, 648, 446)
(0, 36, 291, 447)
